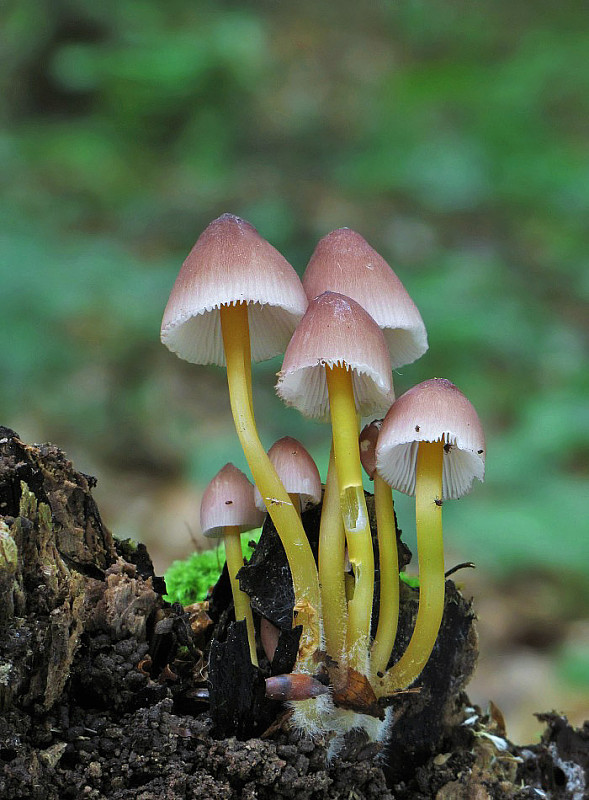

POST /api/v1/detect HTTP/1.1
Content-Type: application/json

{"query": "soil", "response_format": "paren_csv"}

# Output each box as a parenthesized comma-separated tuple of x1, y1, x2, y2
(0, 426, 587, 799)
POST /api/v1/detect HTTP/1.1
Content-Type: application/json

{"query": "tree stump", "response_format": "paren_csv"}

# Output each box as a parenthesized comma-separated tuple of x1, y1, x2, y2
(1, 426, 586, 799)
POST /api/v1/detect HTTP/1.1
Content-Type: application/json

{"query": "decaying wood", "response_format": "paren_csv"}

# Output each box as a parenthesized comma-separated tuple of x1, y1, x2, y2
(0, 426, 586, 800)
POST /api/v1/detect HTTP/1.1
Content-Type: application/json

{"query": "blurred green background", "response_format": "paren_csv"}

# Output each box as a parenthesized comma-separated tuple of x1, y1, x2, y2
(1, 0, 587, 740)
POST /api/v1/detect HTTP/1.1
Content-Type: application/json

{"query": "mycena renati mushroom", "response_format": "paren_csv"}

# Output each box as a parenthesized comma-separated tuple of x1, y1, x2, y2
(375, 378, 485, 694)
(161, 213, 321, 670)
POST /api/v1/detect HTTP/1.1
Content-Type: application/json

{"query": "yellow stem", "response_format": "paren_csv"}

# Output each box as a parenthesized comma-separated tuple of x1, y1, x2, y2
(224, 527, 258, 666)
(379, 440, 445, 694)
(371, 474, 400, 677)
(242, 312, 254, 415)
(325, 364, 374, 674)
(344, 573, 355, 602)
(289, 492, 302, 517)
(220, 303, 321, 668)
(318, 445, 348, 663)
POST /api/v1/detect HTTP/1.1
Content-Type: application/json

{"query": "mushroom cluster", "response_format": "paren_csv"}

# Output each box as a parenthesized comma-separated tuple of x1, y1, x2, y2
(161, 214, 485, 740)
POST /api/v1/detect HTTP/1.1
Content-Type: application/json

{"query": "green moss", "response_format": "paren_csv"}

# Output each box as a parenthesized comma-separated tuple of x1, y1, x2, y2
(164, 529, 262, 606)
(400, 571, 420, 589)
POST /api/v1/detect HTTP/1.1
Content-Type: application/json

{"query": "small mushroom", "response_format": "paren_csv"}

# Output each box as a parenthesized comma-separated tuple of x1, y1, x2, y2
(375, 378, 485, 693)
(200, 463, 265, 666)
(276, 291, 394, 673)
(161, 214, 321, 665)
(358, 419, 382, 482)
(254, 436, 321, 516)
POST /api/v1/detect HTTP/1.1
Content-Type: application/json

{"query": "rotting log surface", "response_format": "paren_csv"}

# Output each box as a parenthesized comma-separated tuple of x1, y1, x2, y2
(0, 426, 587, 799)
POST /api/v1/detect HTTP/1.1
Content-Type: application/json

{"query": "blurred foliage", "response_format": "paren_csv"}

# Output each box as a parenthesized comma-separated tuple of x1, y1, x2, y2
(0, 0, 587, 579)
(557, 641, 589, 689)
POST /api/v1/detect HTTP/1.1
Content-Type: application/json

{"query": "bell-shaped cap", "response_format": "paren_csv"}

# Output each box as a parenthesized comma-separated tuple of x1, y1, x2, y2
(302, 228, 428, 368)
(161, 214, 308, 365)
(200, 463, 265, 538)
(359, 419, 383, 480)
(276, 291, 394, 421)
(376, 378, 485, 500)
(253, 437, 322, 511)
